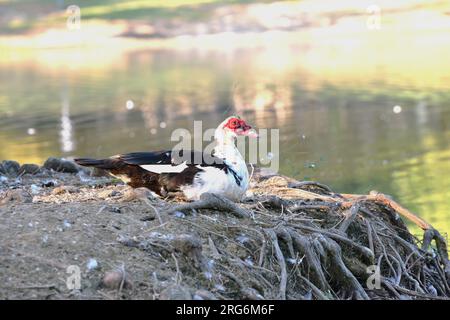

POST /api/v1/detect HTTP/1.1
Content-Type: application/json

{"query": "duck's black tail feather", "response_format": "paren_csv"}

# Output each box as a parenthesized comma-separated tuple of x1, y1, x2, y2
(74, 158, 117, 170)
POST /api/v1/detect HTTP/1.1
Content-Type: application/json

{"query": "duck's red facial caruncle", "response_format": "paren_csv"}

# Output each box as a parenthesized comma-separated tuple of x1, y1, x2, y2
(224, 117, 258, 137)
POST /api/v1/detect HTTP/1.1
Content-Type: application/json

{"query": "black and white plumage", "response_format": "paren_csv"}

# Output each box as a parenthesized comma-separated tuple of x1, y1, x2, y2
(74, 116, 258, 201)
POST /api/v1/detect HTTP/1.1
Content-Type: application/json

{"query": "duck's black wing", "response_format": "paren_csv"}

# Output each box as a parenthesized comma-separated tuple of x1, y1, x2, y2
(74, 149, 231, 195)
(117, 150, 226, 169)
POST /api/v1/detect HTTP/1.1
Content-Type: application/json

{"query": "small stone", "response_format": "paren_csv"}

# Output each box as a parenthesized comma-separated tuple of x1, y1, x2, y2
(62, 219, 72, 229)
(159, 285, 192, 300)
(86, 258, 99, 271)
(101, 270, 132, 290)
(43, 157, 79, 174)
(19, 164, 41, 175)
(173, 211, 185, 218)
(43, 157, 61, 170)
(1, 160, 20, 177)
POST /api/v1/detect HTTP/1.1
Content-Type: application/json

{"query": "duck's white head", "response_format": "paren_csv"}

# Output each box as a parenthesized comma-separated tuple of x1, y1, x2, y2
(214, 116, 258, 144)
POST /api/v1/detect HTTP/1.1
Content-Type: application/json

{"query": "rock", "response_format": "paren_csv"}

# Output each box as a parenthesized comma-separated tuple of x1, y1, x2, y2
(43, 157, 79, 174)
(101, 269, 132, 290)
(19, 164, 41, 175)
(1, 160, 20, 177)
(159, 285, 192, 300)
(0, 189, 32, 205)
(43, 157, 61, 171)
(86, 258, 99, 271)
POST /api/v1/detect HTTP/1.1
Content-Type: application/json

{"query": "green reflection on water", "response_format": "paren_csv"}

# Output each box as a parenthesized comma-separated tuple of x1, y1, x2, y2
(0, 46, 449, 236)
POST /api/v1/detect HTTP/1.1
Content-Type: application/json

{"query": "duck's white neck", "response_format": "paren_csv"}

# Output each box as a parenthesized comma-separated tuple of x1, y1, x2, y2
(213, 128, 242, 162)
(211, 125, 250, 200)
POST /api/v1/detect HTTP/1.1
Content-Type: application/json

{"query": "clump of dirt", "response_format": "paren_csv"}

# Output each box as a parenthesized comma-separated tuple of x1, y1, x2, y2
(0, 158, 448, 300)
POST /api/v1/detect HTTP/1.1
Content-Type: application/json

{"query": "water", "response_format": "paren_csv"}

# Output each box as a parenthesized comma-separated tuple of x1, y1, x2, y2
(0, 31, 449, 235)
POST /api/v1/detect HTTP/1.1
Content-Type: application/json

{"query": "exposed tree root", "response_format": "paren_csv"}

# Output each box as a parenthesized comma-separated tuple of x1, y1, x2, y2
(115, 176, 449, 300)
(164, 193, 250, 218)
(340, 192, 432, 230)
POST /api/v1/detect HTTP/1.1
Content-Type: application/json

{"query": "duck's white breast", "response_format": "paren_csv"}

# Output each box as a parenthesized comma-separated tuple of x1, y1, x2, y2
(181, 165, 247, 201)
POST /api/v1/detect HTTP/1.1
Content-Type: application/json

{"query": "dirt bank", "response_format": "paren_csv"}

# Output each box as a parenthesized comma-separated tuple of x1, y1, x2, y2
(0, 158, 448, 300)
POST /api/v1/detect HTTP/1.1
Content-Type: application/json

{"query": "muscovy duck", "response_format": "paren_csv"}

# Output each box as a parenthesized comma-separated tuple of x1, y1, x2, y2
(74, 116, 258, 201)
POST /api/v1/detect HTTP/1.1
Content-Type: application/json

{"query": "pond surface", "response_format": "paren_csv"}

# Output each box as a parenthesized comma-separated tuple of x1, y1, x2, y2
(1, 31, 449, 234)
